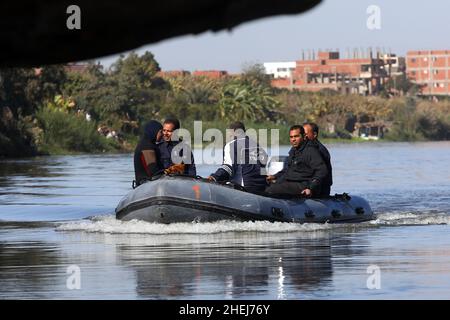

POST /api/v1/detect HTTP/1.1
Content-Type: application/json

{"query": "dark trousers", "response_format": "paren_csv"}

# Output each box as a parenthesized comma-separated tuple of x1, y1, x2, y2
(245, 185, 268, 195)
(265, 181, 308, 198)
(321, 185, 331, 196)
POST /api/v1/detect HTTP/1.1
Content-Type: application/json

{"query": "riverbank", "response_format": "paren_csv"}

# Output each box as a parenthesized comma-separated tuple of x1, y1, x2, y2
(2, 103, 448, 158)
(2, 137, 447, 159)
(2, 52, 449, 158)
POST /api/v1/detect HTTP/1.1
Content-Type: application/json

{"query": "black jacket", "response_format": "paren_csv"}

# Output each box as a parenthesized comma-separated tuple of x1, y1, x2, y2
(134, 120, 162, 185)
(158, 140, 196, 176)
(275, 140, 328, 194)
(311, 139, 333, 194)
(211, 134, 268, 192)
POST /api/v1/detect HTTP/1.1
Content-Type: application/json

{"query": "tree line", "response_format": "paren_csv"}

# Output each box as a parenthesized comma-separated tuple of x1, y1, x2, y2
(1, 51, 449, 157)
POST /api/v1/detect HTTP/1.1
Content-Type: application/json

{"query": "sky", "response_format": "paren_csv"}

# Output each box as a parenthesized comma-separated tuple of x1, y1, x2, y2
(98, 0, 450, 73)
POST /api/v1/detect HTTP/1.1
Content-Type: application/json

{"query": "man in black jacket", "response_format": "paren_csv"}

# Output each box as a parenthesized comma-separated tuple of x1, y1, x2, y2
(158, 118, 196, 176)
(303, 122, 333, 196)
(266, 125, 328, 198)
(207, 121, 268, 194)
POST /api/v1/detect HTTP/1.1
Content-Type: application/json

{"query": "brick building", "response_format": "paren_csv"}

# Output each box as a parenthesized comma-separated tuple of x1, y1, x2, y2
(158, 70, 229, 79)
(192, 70, 228, 79)
(406, 50, 450, 96)
(267, 51, 393, 95)
(65, 62, 90, 73)
(157, 70, 190, 78)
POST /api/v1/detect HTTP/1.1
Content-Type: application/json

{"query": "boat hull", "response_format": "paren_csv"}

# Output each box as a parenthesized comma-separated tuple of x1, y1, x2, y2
(115, 176, 375, 224)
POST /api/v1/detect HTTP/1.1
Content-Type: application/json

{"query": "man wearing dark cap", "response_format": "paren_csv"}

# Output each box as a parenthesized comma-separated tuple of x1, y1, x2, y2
(207, 121, 268, 194)
(133, 120, 163, 187)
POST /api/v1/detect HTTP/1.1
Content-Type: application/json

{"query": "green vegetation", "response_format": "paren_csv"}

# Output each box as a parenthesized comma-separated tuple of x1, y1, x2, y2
(1, 51, 449, 157)
(36, 105, 118, 154)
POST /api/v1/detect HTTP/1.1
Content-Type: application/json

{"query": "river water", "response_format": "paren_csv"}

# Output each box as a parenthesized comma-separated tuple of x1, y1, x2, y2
(0, 142, 449, 299)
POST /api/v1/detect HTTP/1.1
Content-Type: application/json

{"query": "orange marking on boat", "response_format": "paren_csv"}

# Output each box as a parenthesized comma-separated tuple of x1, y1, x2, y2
(192, 185, 201, 200)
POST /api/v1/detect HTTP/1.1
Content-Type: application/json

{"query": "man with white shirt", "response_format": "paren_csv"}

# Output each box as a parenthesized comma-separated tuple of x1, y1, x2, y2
(207, 122, 268, 194)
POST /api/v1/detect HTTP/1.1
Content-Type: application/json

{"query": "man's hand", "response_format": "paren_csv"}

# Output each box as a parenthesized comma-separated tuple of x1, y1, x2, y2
(164, 163, 185, 175)
(266, 175, 276, 183)
(206, 176, 216, 182)
(301, 188, 312, 197)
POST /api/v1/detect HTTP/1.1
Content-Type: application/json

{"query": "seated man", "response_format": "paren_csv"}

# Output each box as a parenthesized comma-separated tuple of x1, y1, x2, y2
(133, 120, 163, 187)
(207, 121, 268, 194)
(158, 118, 196, 176)
(266, 125, 328, 198)
(303, 122, 333, 196)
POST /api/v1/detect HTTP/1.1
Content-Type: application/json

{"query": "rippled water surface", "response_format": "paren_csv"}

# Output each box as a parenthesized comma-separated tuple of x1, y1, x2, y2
(0, 142, 449, 299)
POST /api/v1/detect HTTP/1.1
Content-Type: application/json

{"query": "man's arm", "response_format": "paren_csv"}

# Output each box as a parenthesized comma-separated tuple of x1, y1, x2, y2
(186, 151, 197, 176)
(307, 147, 329, 195)
(274, 156, 289, 179)
(318, 141, 333, 186)
(209, 141, 233, 182)
(140, 149, 159, 178)
(176, 142, 197, 176)
(318, 141, 331, 162)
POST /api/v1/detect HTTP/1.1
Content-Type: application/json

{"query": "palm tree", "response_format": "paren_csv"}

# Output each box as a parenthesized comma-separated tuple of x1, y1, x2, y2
(218, 80, 280, 122)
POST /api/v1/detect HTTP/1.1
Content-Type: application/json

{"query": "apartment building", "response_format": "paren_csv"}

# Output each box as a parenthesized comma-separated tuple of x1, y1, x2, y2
(406, 50, 450, 96)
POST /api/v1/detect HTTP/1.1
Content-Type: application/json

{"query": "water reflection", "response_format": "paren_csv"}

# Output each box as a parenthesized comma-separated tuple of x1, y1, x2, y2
(0, 157, 64, 179)
(114, 232, 335, 299)
(0, 154, 132, 221)
(3, 222, 449, 299)
(0, 236, 62, 299)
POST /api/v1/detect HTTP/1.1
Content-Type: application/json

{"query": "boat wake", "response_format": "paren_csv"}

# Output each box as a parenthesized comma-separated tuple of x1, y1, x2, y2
(55, 210, 450, 234)
(55, 215, 332, 234)
(371, 211, 450, 226)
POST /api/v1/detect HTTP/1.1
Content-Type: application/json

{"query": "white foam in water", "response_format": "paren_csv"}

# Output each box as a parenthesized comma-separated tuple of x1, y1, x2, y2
(55, 211, 450, 234)
(56, 215, 332, 234)
(371, 211, 450, 226)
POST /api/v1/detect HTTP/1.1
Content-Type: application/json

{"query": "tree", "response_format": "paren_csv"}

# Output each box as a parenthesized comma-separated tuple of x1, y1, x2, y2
(27, 65, 67, 104)
(218, 81, 280, 123)
(0, 65, 67, 156)
(240, 62, 272, 88)
(92, 51, 168, 132)
(385, 74, 422, 96)
(110, 51, 162, 89)
(166, 75, 221, 105)
(0, 68, 36, 116)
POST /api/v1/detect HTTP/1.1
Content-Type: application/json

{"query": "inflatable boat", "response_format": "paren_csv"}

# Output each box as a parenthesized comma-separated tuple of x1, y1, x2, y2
(115, 175, 375, 224)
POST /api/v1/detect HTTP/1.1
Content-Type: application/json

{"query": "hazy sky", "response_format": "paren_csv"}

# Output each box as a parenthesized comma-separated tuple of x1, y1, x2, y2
(98, 0, 450, 73)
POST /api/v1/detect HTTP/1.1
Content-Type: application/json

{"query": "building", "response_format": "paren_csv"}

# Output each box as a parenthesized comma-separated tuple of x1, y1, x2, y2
(263, 62, 296, 79)
(33, 62, 91, 76)
(267, 50, 390, 95)
(352, 121, 388, 140)
(406, 50, 450, 96)
(65, 62, 90, 73)
(293, 51, 388, 95)
(380, 53, 405, 77)
(157, 70, 191, 78)
(192, 70, 228, 79)
(158, 70, 229, 79)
